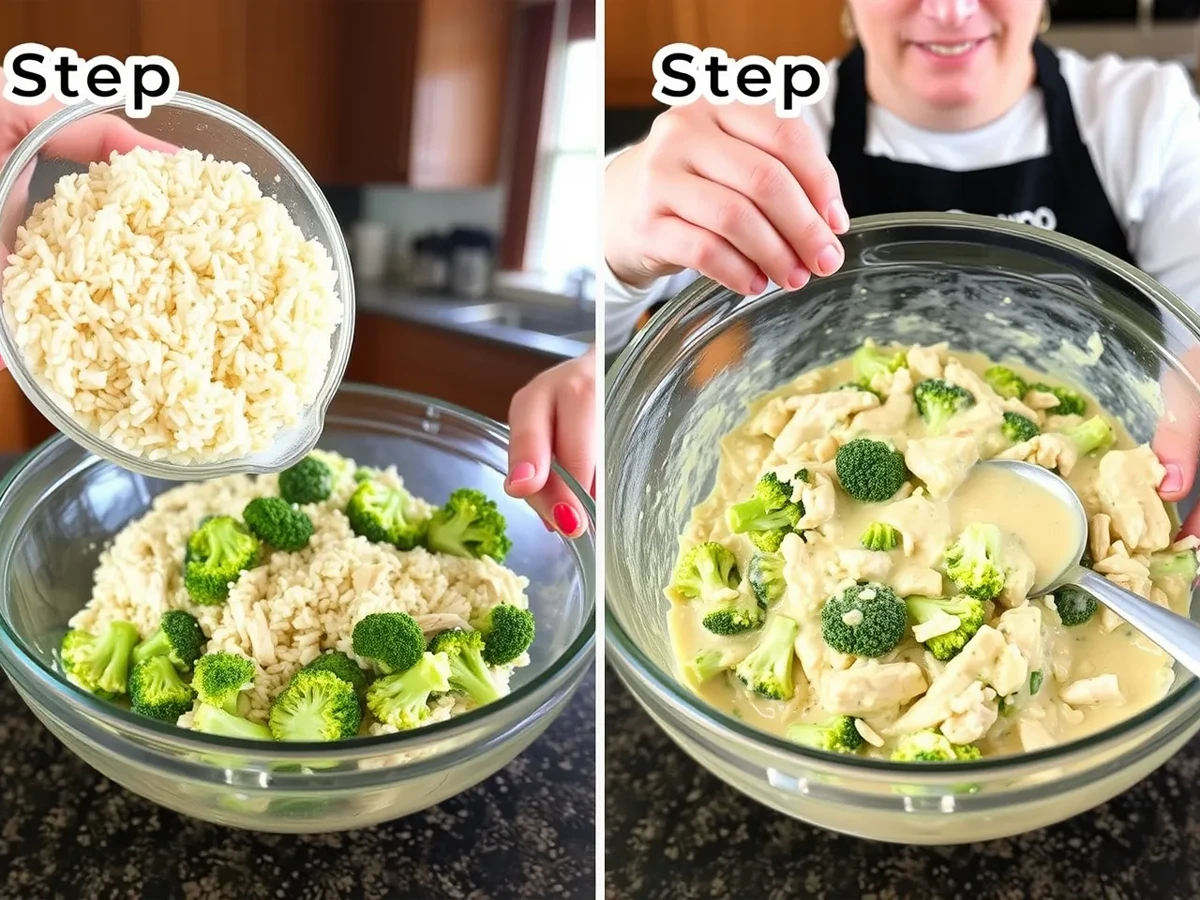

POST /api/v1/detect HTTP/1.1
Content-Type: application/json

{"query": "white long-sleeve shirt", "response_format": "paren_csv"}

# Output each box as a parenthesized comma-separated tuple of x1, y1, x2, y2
(602, 47, 1200, 353)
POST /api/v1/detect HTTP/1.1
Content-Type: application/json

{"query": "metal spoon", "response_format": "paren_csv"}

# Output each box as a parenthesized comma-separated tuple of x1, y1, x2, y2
(981, 458, 1200, 677)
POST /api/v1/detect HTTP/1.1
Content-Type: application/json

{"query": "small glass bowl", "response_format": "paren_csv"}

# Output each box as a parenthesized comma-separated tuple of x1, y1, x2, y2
(0, 92, 355, 481)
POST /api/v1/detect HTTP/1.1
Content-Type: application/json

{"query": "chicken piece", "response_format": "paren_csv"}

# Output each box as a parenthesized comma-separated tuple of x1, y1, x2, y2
(1173, 535, 1200, 552)
(999, 395, 1045, 423)
(940, 682, 999, 745)
(781, 532, 840, 612)
(1060, 674, 1123, 707)
(1018, 719, 1056, 752)
(773, 391, 880, 456)
(779, 435, 842, 466)
(854, 719, 885, 748)
(912, 611, 962, 643)
(818, 661, 928, 716)
(829, 549, 893, 584)
(891, 626, 1028, 733)
(903, 435, 979, 500)
(998, 537, 1037, 608)
(849, 368, 916, 437)
(890, 564, 943, 598)
(1093, 545, 1153, 599)
(1089, 513, 1112, 564)
(906, 344, 947, 381)
(997, 433, 1080, 477)
(1044, 413, 1085, 433)
(796, 471, 837, 530)
(877, 492, 952, 567)
(996, 605, 1044, 670)
(1096, 446, 1172, 554)
(750, 397, 793, 438)
(1025, 390, 1062, 411)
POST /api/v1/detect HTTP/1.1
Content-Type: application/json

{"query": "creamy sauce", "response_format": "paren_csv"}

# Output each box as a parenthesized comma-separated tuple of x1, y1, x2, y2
(670, 344, 1188, 759)
(950, 464, 1081, 592)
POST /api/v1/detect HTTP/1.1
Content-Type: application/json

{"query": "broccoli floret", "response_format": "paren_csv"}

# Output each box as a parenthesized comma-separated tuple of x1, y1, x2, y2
(1150, 548, 1200, 583)
(1032, 383, 1086, 416)
(835, 438, 907, 503)
(59, 621, 139, 696)
(727, 470, 806, 528)
(668, 541, 740, 606)
(1030, 669, 1044, 695)
(891, 730, 981, 762)
(346, 481, 428, 551)
(747, 552, 786, 607)
(269, 669, 362, 741)
(428, 629, 501, 706)
(192, 651, 256, 714)
(242, 497, 314, 552)
(365, 651, 452, 730)
(128, 656, 197, 722)
(984, 365, 1029, 400)
(354, 466, 382, 483)
(860, 522, 901, 551)
(183, 516, 261, 605)
(131, 609, 206, 672)
(913, 378, 975, 433)
(424, 487, 512, 562)
(278, 455, 335, 505)
(944, 523, 1007, 601)
(474, 604, 536, 666)
(786, 715, 864, 754)
(1062, 415, 1115, 457)
(192, 703, 273, 741)
(1080, 546, 1095, 569)
(820, 582, 907, 658)
(1001, 411, 1039, 443)
(852, 342, 907, 383)
(903, 594, 986, 661)
(836, 379, 882, 399)
(733, 614, 800, 700)
(701, 588, 765, 636)
(302, 650, 370, 694)
(684, 648, 737, 684)
(351, 611, 426, 675)
(1053, 586, 1098, 626)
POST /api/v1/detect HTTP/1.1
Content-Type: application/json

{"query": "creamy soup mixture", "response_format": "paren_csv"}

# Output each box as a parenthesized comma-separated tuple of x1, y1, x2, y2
(667, 341, 1199, 760)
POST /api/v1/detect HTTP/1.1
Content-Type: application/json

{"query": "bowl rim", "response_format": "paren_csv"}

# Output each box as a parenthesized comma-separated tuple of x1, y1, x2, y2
(0, 90, 356, 481)
(604, 209, 1200, 774)
(0, 382, 597, 756)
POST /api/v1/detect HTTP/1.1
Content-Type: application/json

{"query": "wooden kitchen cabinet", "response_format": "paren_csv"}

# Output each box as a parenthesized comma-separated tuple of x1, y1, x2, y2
(605, 0, 848, 108)
(345, 314, 558, 424)
(1, 0, 514, 186)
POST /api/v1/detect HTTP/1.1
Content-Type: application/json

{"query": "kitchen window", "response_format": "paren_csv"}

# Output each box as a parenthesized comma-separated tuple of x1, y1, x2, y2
(523, 36, 599, 279)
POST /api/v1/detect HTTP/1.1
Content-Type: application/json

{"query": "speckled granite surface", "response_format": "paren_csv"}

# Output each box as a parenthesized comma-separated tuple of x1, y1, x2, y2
(0, 668, 595, 900)
(0, 456, 595, 900)
(605, 666, 1200, 900)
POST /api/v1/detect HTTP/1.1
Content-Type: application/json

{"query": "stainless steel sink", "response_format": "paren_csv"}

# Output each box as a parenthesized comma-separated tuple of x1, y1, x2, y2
(450, 301, 595, 342)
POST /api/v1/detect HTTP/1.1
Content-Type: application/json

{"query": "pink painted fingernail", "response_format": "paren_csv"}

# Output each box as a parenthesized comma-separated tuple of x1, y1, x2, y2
(508, 462, 535, 485)
(748, 273, 768, 295)
(827, 199, 849, 233)
(816, 243, 843, 276)
(1161, 463, 1183, 493)
(553, 503, 580, 535)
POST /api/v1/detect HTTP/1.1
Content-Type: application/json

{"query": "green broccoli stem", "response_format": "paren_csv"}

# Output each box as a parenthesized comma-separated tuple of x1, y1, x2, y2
(91, 622, 140, 695)
(1150, 549, 1199, 581)
(1064, 416, 1113, 456)
(684, 649, 729, 683)
(448, 654, 501, 705)
(194, 704, 273, 741)
(131, 629, 170, 666)
(726, 498, 795, 534)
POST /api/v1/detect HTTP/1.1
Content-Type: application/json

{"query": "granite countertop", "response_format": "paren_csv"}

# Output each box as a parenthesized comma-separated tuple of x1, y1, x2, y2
(354, 283, 593, 361)
(0, 454, 595, 900)
(604, 665, 1200, 900)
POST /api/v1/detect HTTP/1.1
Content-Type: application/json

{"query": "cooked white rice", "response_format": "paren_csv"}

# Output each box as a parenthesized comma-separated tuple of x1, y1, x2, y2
(1, 147, 343, 464)
(68, 453, 531, 731)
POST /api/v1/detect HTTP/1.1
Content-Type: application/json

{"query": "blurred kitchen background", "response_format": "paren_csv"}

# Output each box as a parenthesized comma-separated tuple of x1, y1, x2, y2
(0, 0, 596, 452)
(604, 0, 1200, 348)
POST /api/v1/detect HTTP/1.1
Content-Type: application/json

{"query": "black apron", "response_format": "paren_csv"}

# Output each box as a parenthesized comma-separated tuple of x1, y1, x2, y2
(828, 39, 1136, 266)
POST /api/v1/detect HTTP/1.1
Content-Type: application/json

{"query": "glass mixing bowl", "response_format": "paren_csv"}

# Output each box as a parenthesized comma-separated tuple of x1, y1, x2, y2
(0, 92, 355, 480)
(0, 384, 595, 834)
(605, 211, 1200, 845)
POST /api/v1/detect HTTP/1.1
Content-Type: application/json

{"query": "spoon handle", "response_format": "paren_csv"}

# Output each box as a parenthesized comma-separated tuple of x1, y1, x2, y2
(1074, 568, 1200, 677)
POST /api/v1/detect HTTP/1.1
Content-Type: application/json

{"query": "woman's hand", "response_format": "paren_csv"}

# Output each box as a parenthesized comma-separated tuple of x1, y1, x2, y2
(504, 346, 596, 538)
(0, 78, 177, 372)
(604, 100, 848, 296)
(1153, 347, 1200, 536)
